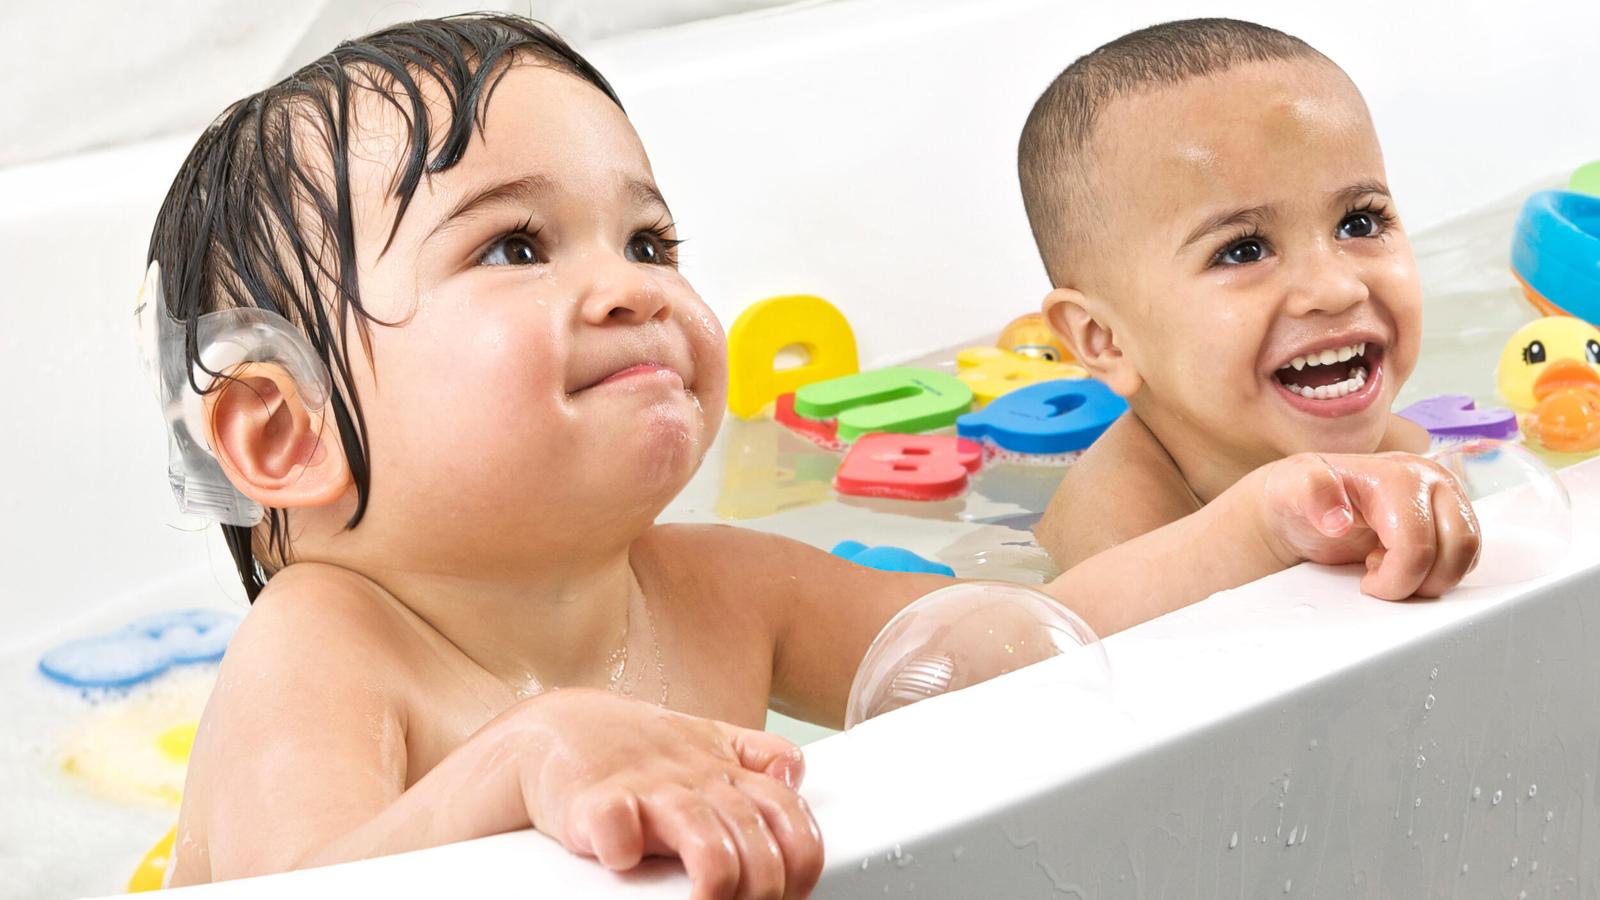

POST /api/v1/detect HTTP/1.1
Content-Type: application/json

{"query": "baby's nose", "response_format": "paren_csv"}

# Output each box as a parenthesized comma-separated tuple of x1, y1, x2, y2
(580, 267, 672, 325)
(1285, 249, 1368, 317)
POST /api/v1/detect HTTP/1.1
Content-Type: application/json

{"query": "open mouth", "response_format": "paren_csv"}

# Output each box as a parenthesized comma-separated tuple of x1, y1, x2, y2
(1273, 341, 1379, 400)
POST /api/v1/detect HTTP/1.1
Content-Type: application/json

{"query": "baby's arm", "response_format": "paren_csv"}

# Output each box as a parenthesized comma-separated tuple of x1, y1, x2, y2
(1048, 451, 1480, 635)
(748, 452, 1477, 724)
(177, 567, 821, 899)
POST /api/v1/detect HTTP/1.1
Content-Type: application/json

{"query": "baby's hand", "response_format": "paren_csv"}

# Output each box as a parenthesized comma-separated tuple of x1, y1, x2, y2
(1255, 452, 1481, 599)
(513, 689, 822, 900)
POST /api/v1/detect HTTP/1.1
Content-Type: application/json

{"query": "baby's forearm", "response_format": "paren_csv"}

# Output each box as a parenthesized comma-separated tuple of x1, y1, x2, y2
(1045, 467, 1281, 637)
(296, 698, 554, 871)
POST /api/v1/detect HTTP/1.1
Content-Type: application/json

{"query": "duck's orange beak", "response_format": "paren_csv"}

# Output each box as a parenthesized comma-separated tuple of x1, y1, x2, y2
(1531, 386, 1600, 452)
(1532, 358, 1600, 401)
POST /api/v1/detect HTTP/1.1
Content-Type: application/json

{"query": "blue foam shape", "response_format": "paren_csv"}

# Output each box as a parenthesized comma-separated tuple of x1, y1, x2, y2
(831, 540, 955, 577)
(956, 378, 1128, 454)
(1512, 190, 1600, 324)
(39, 608, 242, 689)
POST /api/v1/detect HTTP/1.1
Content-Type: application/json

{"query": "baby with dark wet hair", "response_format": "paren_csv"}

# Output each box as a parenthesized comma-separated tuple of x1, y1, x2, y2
(146, 14, 1477, 897)
(1021, 18, 1448, 571)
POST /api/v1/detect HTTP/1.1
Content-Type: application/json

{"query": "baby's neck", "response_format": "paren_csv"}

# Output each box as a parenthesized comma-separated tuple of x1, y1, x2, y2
(1128, 410, 1256, 506)
(354, 543, 647, 693)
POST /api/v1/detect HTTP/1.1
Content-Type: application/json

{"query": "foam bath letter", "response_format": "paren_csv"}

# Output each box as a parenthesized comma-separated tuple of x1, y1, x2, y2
(955, 346, 1088, 408)
(715, 416, 836, 519)
(726, 294, 859, 419)
(794, 368, 973, 442)
(835, 433, 983, 501)
(832, 540, 955, 576)
(39, 608, 241, 689)
(774, 392, 842, 449)
(956, 378, 1127, 455)
(1397, 394, 1519, 441)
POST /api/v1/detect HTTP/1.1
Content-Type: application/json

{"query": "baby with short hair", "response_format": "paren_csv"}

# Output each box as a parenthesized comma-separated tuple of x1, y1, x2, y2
(145, 14, 1476, 897)
(1020, 18, 1439, 569)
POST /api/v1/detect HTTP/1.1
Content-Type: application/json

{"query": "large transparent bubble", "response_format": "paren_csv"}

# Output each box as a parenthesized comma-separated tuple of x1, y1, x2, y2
(845, 581, 1109, 728)
(1430, 439, 1573, 586)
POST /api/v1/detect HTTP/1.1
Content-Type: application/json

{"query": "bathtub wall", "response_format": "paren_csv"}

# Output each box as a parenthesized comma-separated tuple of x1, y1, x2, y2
(2, 0, 1598, 688)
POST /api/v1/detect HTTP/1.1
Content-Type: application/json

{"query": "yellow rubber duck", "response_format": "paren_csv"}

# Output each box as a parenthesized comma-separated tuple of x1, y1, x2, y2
(1496, 316, 1600, 452)
(997, 312, 1075, 364)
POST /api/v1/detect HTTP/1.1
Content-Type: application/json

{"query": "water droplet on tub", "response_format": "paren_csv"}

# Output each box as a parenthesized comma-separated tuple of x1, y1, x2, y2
(1415, 797, 1423, 808)
(1284, 879, 1292, 893)
(860, 858, 870, 871)
(1229, 832, 1239, 849)
(1417, 754, 1427, 769)
(1424, 694, 1436, 710)
(1473, 786, 1482, 800)
(1286, 826, 1298, 846)
(1430, 666, 1439, 680)
(1529, 783, 1538, 798)
(1512, 855, 1519, 868)
(1493, 789, 1504, 806)
(1547, 810, 1555, 822)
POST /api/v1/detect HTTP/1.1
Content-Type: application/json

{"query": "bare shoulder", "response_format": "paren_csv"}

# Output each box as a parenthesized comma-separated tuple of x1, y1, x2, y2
(220, 562, 422, 683)
(1381, 413, 1433, 454)
(172, 563, 419, 883)
(1036, 415, 1199, 568)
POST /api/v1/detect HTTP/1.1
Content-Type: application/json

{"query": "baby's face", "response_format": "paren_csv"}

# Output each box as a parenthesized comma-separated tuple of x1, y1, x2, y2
(340, 64, 726, 557)
(1084, 59, 1419, 469)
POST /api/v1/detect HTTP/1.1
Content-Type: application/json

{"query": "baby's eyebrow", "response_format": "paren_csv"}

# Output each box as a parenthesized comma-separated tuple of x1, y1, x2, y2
(421, 174, 671, 245)
(1330, 180, 1392, 206)
(426, 174, 556, 243)
(1179, 205, 1269, 252)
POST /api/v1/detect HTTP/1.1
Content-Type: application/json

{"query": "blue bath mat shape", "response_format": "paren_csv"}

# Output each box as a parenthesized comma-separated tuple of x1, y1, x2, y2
(40, 608, 242, 689)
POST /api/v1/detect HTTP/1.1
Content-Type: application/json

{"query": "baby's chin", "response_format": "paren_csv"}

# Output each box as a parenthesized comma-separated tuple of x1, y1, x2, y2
(1266, 404, 1394, 457)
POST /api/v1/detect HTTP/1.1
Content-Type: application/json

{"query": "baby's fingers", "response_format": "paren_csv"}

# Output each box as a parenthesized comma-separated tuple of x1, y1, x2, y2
(706, 782, 787, 900)
(1413, 478, 1482, 598)
(566, 785, 645, 871)
(642, 787, 741, 900)
(1356, 489, 1438, 601)
(720, 723, 806, 790)
(737, 771, 824, 898)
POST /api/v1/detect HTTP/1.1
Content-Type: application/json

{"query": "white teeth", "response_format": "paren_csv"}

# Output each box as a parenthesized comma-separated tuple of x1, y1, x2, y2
(1277, 342, 1370, 372)
(1285, 365, 1367, 401)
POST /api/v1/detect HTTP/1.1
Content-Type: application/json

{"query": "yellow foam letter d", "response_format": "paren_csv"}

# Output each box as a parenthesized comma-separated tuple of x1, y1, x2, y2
(727, 295, 859, 419)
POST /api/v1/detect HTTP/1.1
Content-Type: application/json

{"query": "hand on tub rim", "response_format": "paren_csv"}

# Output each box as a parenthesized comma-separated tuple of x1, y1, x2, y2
(1252, 451, 1481, 600)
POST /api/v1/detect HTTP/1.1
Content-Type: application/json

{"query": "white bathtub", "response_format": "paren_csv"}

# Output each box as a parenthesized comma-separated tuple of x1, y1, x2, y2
(4, 0, 1600, 896)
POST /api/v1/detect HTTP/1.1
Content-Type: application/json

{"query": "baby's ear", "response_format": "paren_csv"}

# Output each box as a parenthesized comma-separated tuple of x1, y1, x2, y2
(1042, 288, 1143, 398)
(204, 363, 352, 510)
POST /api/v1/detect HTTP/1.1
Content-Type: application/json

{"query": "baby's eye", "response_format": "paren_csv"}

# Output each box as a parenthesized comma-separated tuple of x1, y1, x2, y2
(1216, 238, 1266, 266)
(480, 233, 542, 266)
(1587, 339, 1600, 364)
(625, 231, 673, 266)
(1337, 211, 1382, 240)
(1523, 340, 1547, 365)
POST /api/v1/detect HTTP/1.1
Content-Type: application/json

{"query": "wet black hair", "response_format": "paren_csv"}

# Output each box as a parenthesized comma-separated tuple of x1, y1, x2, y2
(147, 13, 623, 601)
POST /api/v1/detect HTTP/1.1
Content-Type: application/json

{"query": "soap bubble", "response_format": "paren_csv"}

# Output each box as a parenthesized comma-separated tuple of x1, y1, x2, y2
(845, 581, 1108, 728)
(1429, 440, 1572, 586)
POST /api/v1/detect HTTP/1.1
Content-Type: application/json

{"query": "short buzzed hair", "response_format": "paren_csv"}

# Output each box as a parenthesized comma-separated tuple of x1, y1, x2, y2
(1018, 18, 1327, 286)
